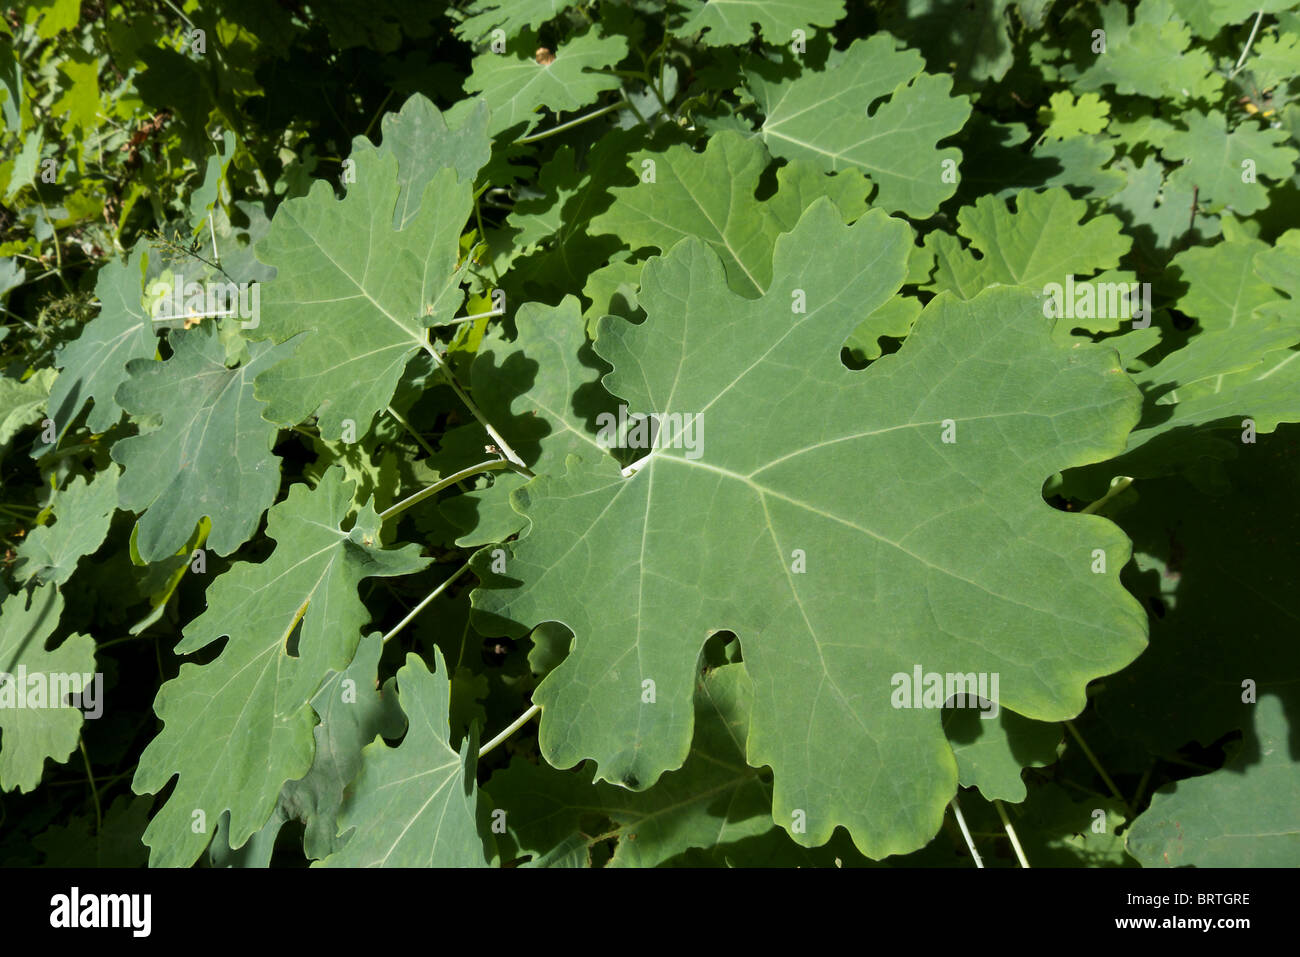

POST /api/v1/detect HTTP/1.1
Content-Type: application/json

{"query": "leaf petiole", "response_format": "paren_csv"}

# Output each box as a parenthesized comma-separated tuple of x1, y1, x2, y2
(479, 704, 540, 758)
(379, 459, 517, 523)
(422, 340, 533, 473)
(949, 794, 984, 868)
(380, 562, 472, 645)
(514, 100, 630, 145)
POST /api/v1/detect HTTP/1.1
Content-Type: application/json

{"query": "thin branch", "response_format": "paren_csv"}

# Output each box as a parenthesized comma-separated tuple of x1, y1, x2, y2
(1080, 476, 1134, 515)
(380, 563, 472, 645)
(950, 794, 984, 868)
(386, 404, 438, 460)
(514, 100, 629, 145)
(379, 459, 515, 523)
(1230, 9, 1266, 78)
(363, 88, 396, 140)
(149, 230, 237, 283)
(1132, 765, 1154, 811)
(472, 185, 502, 286)
(78, 737, 102, 834)
(430, 307, 506, 327)
(1065, 720, 1133, 816)
(422, 340, 532, 472)
(160, 0, 196, 30)
(479, 704, 540, 758)
(994, 800, 1030, 868)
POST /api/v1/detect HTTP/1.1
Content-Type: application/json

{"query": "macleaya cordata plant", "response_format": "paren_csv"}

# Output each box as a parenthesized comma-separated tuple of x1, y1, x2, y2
(0, 0, 1298, 869)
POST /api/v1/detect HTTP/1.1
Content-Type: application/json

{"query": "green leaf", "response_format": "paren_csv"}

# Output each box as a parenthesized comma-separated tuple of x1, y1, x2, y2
(1011, 783, 1133, 867)
(44, 245, 155, 441)
(352, 93, 492, 230)
(111, 324, 285, 563)
(1211, 0, 1297, 21)
(924, 187, 1130, 300)
(211, 631, 406, 864)
(294, 632, 406, 860)
(0, 367, 56, 448)
(250, 151, 471, 440)
(943, 709, 1061, 803)
(1106, 155, 1221, 260)
(1098, 430, 1300, 754)
(1170, 234, 1279, 331)
(744, 34, 971, 216)
(471, 296, 616, 473)
(127, 518, 208, 637)
(472, 201, 1147, 858)
(24, 0, 80, 38)
(1038, 91, 1111, 140)
(455, 0, 573, 41)
(1127, 697, 1299, 866)
(506, 127, 640, 251)
(589, 131, 872, 297)
(1115, 233, 1300, 468)
(670, 0, 846, 47)
(956, 117, 1126, 202)
(440, 295, 617, 545)
(1245, 31, 1300, 92)
(458, 29, 628, 137)
(1163, 111, 1300, 215)
(882, 0, 1018, 85)
(0, 583, 96, 793)
(15, 466, 120, 587)
(34, 794, 152, 867)
(1062, 1, 1224, 102)
(317, 648, 492, 867)
(188, 130, 237, 234)
(489, 662, 778, 867)
(131, 469, 429, 868)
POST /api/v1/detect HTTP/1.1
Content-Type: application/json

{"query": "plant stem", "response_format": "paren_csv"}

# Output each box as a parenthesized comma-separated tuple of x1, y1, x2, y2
(1132, 765, 1153, 810)
(1080, 476, 1133, 515)
(37, 198, 72, 295)
(514, 100, 629, 144)
(421, 340, 532, 472)
(1064, 720, 1133, 816)
(161, 0, 196, 29)
(479, 704, 540, 758)
(150, 230, 236, 282)
(207, 206, 220, 265)
(621, 450, 655, 477)
(472, 185, 502, 286)
(1157, 753, 1218, 773)
(950, 795, 984, 868)
(431, 307, 506, 327)
(79, 737, 102, 834)
(379, 563, 472, 645)
(94, 634, 141, 652)
(1057, 777, 1108, 800)
(1230, 9, 1266, 78)
(385, 404, 437, 460)
(379, 459, 515, 523)
(362, 88, 396, 140)
(994, 800, 1030, 867)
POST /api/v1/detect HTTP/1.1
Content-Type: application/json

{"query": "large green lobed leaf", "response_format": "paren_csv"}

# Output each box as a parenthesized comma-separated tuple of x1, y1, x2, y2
(472, 201, 1147, 857)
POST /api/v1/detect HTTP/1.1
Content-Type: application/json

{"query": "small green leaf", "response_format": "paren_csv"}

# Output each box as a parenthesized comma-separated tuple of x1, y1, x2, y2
(1127, 697, 1300, 866)
(0, 584, 96, 793)
(318, 648, 492, 867)
(745, 34, 971, 217)
(112, 324, 285, 563)
(15, 466, 120, 587)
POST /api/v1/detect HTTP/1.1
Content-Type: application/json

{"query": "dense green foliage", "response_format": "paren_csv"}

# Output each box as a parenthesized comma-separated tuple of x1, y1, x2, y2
(1, 0, 1298, 868)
